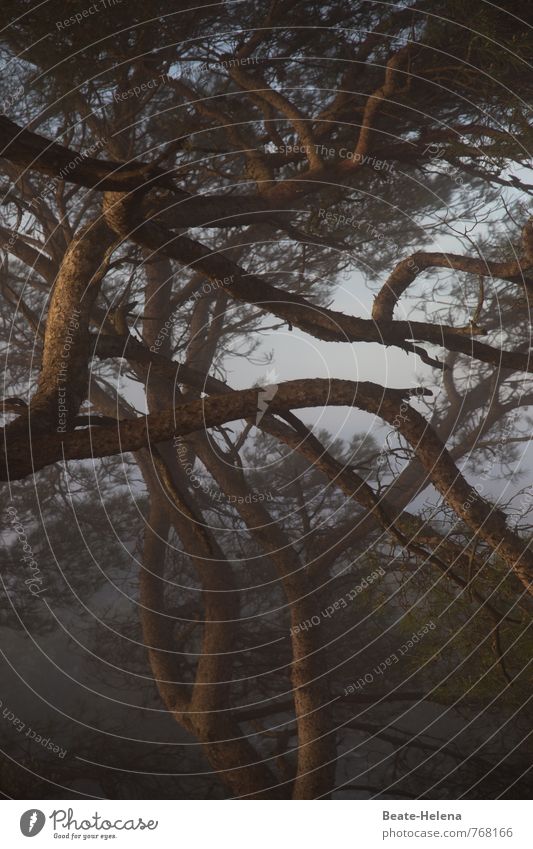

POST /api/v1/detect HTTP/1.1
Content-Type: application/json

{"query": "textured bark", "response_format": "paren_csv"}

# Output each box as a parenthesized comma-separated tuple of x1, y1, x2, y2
(152, 453, 285, 799)
(0, 379, 422, 477)
(187, 434, 337, 798)
(6, 377, 530, 598)
(2, 217, 115, 483)
(139, 501, 191, 714)
(137, 255, 284, 798)
(2, 7, 532, 801)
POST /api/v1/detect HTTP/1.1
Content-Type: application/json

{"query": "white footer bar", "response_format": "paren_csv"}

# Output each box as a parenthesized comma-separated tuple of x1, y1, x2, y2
(3, 800, 530, 848)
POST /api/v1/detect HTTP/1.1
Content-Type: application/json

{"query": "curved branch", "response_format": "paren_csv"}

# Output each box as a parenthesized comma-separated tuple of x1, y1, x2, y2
(101, 190, 533, 374)
(6, 375, 531, 596)
(372, 220, 533, 322)
(350, 46, 411, 163)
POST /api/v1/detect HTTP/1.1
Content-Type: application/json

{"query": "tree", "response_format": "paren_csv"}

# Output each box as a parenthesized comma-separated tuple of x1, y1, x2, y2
(0, 0, 532, 799)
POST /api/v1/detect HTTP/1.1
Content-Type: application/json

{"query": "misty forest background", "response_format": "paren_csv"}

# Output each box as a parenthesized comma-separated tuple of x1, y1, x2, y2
(0, 1, 532, 799)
